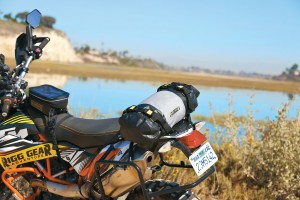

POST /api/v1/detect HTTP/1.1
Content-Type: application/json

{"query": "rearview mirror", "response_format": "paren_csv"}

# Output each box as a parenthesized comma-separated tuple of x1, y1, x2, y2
(26, 9, 42, 29)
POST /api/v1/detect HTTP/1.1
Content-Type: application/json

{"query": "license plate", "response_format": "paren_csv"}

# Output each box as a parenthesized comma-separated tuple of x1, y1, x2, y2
(189, 142, 218, 176)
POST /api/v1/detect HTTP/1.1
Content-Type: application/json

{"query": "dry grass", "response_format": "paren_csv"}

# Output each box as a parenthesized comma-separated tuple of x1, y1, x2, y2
(5, 58, 300, 93)
(1, 99, 299, 199)
(153, 97, 300, 200)
(3, 56, 300, 199)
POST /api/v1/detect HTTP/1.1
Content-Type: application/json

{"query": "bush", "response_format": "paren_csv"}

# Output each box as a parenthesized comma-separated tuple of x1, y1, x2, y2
(41, 16, 56, 28)
(15, 12, 28, 23)
(153, 96, 300, 200)
(248, 103, 300, 199)
(3, 13, 16, 22)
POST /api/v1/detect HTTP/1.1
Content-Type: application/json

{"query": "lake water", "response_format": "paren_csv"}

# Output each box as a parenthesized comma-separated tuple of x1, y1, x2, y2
(63, 77, 300, 121)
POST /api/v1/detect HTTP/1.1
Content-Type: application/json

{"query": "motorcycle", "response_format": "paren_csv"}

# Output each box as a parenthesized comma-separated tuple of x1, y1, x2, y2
(0, 10, 218, 200)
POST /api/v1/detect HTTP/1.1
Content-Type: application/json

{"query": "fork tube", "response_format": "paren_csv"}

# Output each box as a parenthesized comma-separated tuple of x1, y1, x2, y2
(15, 56, 33, 89)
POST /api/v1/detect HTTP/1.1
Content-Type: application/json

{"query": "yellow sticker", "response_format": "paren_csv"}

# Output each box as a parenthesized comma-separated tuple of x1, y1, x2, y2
(0, 143, 57, 170)
(146, 110, 153, 116)
(129, 105, 136, 110)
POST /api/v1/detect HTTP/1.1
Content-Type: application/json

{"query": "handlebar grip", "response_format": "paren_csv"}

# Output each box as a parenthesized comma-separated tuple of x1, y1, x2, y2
(2, 97, 12, 117)
(39, 37, 50, 49)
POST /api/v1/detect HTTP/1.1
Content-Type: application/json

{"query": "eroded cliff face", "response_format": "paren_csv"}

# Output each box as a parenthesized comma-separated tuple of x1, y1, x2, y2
(0, 20, 82, 63)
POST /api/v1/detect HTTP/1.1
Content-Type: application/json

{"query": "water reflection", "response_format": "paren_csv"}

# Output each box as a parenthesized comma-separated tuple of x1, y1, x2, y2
(63, 77, 300, 120)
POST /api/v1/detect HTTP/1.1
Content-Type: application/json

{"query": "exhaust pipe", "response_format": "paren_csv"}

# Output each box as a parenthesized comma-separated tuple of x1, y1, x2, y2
(30, 179, 88, 198)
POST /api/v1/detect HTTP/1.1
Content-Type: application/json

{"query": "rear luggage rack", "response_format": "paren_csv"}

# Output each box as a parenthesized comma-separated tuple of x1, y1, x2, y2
(91, 143, 216, 200)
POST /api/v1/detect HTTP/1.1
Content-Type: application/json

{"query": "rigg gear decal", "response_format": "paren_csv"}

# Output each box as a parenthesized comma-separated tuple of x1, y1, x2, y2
(0, 143, 57, 169)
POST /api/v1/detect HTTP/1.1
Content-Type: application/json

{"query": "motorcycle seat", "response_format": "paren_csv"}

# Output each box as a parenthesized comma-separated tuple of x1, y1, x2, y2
(55, 115, 120, 148)
(27, 106, 120, 149)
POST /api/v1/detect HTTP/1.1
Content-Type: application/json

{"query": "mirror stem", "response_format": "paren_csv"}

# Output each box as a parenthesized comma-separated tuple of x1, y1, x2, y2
(26, 25, 33, 51)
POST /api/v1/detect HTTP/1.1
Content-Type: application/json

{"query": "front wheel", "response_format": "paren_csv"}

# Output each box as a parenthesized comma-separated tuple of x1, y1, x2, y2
(126, 179, 200, 200)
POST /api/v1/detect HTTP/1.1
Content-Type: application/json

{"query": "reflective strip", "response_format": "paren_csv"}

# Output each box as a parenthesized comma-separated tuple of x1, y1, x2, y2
(30, 93, 68, 102)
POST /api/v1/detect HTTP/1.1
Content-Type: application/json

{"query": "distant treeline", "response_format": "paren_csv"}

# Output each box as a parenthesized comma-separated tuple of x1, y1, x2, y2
(0, 11, 56, 28)
(75, 44, 166, 69)
(274, 63, 300, 82)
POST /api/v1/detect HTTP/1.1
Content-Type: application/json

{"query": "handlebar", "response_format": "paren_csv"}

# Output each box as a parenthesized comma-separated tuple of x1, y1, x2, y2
(14, 55, 33, 89)
(0, 13, 50, 119)
(32, 36, 50, 50)
(2, 96, 12, 117)
(38, 37, 50, 49)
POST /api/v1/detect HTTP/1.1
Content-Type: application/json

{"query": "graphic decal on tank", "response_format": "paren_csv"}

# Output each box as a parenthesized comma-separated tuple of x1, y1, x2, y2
(0, 127, 29, 139)
(0, 135, 36, 154)
(0, 143, 56, 170)
(0, 128, 31, 154)
(1, 114, 34, 125)
(59, 148, 91, 174)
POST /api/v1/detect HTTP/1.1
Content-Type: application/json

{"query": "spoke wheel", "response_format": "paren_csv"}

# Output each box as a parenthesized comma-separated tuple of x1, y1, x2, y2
(126, 179, 200, 200)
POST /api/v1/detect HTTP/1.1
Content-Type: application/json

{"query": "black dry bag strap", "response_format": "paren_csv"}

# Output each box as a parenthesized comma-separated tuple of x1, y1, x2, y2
(47, 109, 61, 159)
(176, 85, 196, 113)
(148, 110, 172, 134)
(124, 105, 173, 134)
(47, 109, 70, 160)
(158, 82, 200, 113)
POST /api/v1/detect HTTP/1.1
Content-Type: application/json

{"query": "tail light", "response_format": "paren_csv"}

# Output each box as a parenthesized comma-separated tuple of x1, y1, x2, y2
(179, 130, 207, 149)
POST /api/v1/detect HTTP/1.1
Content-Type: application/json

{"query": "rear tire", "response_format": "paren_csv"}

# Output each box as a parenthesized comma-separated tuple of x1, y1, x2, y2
(126, 179, 200, 200)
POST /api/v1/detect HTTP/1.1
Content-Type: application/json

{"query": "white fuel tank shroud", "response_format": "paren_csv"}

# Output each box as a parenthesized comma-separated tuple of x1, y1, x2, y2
(141, 90, 186, 127)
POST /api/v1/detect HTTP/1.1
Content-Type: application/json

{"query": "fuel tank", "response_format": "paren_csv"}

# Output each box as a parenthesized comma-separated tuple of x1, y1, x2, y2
(0, 110, 45, 170)
(0, 111, 40, 136)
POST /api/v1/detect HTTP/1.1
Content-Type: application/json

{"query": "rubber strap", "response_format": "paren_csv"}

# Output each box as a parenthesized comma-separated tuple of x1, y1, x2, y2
(47, 109, 70, 161)
(158, 82, 195, 113)
(123, 104, 173, 134)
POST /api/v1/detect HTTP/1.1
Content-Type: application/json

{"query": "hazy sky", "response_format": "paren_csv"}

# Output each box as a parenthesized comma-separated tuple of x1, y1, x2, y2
(1, 0, 300, 74)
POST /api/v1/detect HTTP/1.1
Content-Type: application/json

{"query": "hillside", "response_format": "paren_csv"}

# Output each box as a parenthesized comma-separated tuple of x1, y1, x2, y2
(0, 20, 165, 69)
(0, 20, 82, 63)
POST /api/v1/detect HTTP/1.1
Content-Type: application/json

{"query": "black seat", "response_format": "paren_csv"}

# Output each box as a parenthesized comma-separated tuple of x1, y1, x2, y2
(26, 106, 120, 149)
(55, 115, 120, 148)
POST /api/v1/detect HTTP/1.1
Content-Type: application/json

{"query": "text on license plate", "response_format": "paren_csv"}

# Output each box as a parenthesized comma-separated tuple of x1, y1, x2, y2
(189, 142, 218, 176)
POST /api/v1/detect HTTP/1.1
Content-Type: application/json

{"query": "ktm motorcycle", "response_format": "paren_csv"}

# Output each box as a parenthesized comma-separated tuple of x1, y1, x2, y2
(0, 10, 218, 200)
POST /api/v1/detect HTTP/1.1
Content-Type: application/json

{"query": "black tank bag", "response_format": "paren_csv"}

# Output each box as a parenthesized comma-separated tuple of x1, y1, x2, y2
(119, 82, 200, 149)
(29, 84, 69, 159)
(29, 84, 69, 115)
